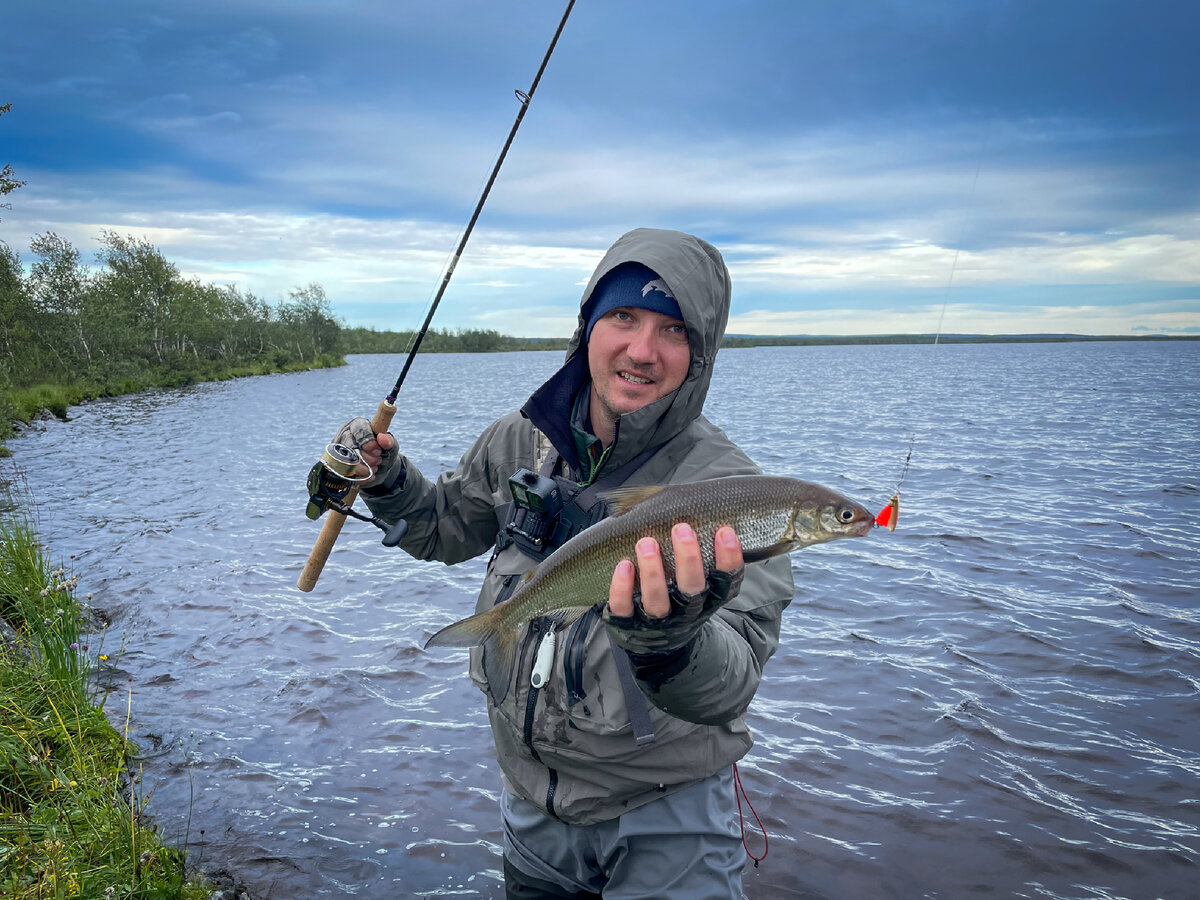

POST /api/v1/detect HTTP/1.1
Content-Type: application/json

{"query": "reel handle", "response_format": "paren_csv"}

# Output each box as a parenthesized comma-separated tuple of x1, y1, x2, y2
(381, 519, 409, 548)
(297, 398, 397, 592)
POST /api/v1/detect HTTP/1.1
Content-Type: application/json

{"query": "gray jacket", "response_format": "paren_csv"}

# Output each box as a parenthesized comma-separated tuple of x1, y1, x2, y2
(363, 228, 794, 825)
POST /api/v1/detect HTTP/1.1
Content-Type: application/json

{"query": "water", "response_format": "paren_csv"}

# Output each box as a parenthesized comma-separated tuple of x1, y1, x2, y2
(5, 341, 1199, 899)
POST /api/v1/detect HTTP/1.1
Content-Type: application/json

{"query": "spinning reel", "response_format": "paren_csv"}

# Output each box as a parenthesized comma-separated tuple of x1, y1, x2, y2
(305, 443, 409, 547)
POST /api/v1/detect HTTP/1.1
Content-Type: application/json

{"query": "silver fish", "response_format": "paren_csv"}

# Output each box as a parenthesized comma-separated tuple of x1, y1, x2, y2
(426, 475, 875, 694)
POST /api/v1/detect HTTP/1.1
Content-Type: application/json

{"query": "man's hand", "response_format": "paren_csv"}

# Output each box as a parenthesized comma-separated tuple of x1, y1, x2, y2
(331, 418, 400, 490)
(355, 431, 395, 478)
(604, 523, 745, 660)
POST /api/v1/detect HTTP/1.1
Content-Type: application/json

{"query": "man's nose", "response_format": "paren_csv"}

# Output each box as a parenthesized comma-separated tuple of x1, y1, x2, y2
(626, 325, 658, 362)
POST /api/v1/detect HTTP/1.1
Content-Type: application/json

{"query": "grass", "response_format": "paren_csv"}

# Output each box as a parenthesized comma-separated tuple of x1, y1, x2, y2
(0, 510, 215, 899)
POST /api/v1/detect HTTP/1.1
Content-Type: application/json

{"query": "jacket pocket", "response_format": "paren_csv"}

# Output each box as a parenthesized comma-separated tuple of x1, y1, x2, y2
(468, 647, 489, 693)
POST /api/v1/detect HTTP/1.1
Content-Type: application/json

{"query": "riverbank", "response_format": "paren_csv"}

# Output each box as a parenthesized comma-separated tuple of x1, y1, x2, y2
(0, 502, 253, 898)
(0, 353, 343, 458)
(0, 346, 324, 896)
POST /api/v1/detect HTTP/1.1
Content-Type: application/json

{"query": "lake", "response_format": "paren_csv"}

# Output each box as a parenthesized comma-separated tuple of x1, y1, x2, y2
(5, 341, 1199, 898)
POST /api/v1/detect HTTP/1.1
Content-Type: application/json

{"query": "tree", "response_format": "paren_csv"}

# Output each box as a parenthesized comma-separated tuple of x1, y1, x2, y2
(29, 232, 92, 366)
(94, 231, 181, 364)
(0, 241, 36, 370)
(1, 103, 25, 219)
(283, 283, 342, 360)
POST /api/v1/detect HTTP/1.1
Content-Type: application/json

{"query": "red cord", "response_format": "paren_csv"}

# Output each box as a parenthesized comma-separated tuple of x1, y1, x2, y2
(733, 763, 768, 866)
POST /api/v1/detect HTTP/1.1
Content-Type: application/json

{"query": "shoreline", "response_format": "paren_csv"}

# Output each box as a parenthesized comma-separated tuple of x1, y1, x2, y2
(1, 354, 344, 458)
(0, 506, 254, 897)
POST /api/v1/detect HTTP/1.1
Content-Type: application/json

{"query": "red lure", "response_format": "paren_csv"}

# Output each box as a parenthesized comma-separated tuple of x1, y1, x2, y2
(876, 494, 900, 531)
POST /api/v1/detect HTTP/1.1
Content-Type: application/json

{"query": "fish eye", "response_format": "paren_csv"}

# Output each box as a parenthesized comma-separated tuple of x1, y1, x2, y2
(837, 507, 856, 523)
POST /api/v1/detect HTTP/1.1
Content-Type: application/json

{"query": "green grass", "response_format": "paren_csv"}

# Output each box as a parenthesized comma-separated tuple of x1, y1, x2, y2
(0, 514, 215, 899)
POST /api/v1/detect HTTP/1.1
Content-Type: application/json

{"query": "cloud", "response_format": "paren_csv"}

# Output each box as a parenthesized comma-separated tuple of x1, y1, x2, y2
(4, 159, 1198, 338)
(178, 27, 280, 82)
(728, 299, 1200, 337)
(724, 231, 1200, 291)
(3, 2, 1197, 338)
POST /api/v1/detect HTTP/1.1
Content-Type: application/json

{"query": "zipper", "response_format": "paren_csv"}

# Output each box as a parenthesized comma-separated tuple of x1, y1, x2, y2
(544, 769, 559, 818)
(523, 677, 543, 764)
(522, 617, 561, 818)
(522, 617, 550, 762)
(564, 606, 600, 711)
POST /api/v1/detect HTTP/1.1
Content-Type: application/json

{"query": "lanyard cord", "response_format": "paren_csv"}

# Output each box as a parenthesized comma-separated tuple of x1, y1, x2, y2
(734, 763, 768, 866)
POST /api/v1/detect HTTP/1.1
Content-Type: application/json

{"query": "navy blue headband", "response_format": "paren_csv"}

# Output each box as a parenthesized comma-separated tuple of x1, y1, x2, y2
(584, 262, 683, 341)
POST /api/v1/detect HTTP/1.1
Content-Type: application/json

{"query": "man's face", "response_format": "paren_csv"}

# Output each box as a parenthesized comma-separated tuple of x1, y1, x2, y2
(587, 306, 691, 439)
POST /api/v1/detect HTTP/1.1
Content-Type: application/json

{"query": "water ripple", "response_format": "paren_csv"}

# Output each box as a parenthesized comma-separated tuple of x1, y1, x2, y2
(5, 343, 1200, 898)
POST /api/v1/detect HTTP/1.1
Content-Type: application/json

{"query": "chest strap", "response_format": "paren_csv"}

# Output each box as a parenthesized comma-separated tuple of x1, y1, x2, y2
(607, 632, 657, 745)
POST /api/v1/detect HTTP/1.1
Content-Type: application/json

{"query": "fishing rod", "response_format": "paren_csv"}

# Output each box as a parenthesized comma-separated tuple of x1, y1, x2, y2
(298, 0, 577, 592)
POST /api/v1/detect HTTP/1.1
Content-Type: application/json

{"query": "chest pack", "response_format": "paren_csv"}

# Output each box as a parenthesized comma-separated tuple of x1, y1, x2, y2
(494, 434, 662, 562)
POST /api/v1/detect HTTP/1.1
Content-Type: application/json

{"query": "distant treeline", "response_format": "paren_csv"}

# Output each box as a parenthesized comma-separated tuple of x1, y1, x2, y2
(0, 231, 344, 448)
(720, 333, 1198, 348)
(347, 329, 1198, 355)
(342, 326, 570, 354)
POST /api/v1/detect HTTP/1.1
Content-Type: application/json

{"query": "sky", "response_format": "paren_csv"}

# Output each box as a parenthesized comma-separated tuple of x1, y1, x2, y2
(2, 0, 1198, 337)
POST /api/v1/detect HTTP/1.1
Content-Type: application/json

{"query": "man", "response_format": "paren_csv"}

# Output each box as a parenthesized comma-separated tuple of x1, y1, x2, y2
(335, 227, 793, 898)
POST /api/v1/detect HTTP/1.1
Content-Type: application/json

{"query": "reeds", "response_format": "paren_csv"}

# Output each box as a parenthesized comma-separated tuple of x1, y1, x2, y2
(1, 514, 214, 899)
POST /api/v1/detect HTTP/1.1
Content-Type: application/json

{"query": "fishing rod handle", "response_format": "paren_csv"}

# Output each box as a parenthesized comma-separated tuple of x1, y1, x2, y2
(296, 398, 397, 592)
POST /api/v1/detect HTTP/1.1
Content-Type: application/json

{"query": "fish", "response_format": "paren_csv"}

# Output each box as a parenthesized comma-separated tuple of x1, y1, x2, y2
(425, 474, 876, 697)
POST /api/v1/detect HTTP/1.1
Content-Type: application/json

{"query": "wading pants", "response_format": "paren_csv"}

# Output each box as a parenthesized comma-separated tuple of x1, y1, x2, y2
(502, 767, 744, 900)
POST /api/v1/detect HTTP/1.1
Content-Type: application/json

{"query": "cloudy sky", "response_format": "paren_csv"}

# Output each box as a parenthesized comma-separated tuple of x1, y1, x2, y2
(3, 0, 1198, 336)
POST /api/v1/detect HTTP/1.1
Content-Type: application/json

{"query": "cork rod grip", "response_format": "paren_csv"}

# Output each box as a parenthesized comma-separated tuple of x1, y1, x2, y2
(296, 399, 397, 592)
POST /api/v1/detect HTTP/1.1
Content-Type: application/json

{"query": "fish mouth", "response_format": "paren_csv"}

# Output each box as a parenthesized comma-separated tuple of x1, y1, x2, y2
(843, 510, 877, 537)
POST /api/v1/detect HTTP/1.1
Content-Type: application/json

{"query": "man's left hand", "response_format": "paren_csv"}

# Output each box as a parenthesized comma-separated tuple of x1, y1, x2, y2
(604, 523, 745, 659)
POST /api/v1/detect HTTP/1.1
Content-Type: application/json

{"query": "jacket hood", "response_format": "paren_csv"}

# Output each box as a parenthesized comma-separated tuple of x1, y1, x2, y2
(522, 228, 732, 473)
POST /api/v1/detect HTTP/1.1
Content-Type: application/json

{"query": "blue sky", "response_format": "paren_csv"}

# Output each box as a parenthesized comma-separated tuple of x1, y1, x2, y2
(2, 0, 1198, 336)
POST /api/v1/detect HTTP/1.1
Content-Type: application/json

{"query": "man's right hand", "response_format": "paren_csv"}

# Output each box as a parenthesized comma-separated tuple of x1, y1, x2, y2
(331, 417, 401, 490)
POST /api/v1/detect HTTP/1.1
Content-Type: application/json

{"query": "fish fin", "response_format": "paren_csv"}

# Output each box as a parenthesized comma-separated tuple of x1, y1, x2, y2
(598, 484, 668, 516)
(550, 605, 593, 629)
(741, 540, 796, 564)
(476, 606, 592, 705)
(481, 626, 521, 705)
(425, 604, 506, 649)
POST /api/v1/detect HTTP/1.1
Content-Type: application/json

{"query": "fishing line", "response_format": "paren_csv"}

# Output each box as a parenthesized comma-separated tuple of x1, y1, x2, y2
(879, 124, 991, 529)
(933, 124, 990, 347)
